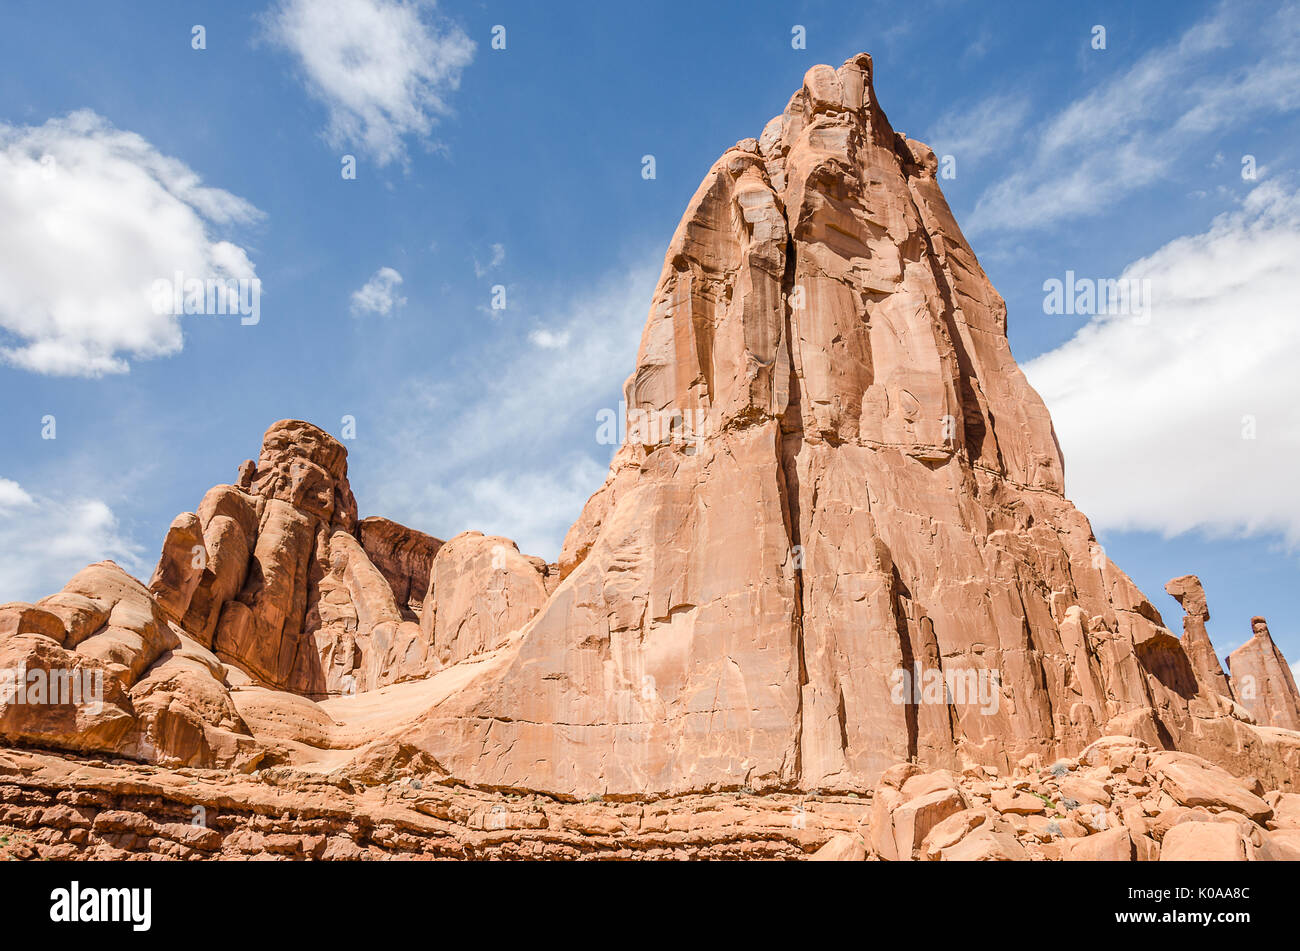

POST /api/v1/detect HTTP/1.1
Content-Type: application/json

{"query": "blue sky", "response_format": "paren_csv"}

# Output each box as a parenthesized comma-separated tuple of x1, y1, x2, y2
(0, 0, 1297, 668)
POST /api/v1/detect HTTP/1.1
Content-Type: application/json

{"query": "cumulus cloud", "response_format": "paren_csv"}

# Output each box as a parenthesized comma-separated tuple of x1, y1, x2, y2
(265, 0, 475, 167)
(1024, 182, 1300, 544)
(350, 266, 406, 316)
(967, 2, 1300, 234)
(364, 264, 656, 557)
(0, 477, 146, 603)
(0, 111, 262, 377)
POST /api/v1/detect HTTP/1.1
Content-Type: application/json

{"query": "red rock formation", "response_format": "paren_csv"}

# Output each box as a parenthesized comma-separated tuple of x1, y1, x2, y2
(385, 54, 1297, 797)
(1228, 617, 1300, 731)
(1164, 575, 1233, 700)
(2, 53, 1299, 860)
(418, 532, 549, 668)
(4, 734, 1298, 861)
(0, 418, 552, 763)
(357, 517, 442, 620)
(1, 561, 255, 768)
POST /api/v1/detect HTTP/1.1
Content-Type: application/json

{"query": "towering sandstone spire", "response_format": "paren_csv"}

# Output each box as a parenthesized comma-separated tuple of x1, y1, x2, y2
(2, 56, 1299, 806)
(386, 54, 1297, 794)
(1228, 617, 1300, 731)
(1165, 575, 1234, 701)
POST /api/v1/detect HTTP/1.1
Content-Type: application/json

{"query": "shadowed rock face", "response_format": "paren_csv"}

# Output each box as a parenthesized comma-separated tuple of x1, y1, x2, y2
(2, 56, 1298, 811)
(357, 517, 443, 620)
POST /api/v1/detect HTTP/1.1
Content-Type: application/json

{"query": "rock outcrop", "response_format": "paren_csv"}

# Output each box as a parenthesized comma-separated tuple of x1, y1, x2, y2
(4, 735, 1298, 861)
(357, 517, 442, 621)
(1164, 575, 1234, 700)
(1, 53, 1298, 860)
(1, 561, 255, 769)
(373, 53, 1299, 797)
(1228, 617, 1300, 731)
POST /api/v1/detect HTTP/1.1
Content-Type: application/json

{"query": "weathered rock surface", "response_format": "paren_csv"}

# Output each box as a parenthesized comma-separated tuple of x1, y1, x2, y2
(357, 517, 442, 620)
(2, 53, 1299, 860)
(0, 747, 871, 861)
(1227, 617, 1300, 731)
(1165, 575, 1233, 701)
(2, 739, 1295, 861)
(369, 53, 1300, 798)
(419, 532, 549, 669)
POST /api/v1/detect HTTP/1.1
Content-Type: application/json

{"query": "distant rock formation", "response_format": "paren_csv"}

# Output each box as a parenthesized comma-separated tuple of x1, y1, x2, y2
(357, 516, 442, 621)
(1228, 617, 1300, 731)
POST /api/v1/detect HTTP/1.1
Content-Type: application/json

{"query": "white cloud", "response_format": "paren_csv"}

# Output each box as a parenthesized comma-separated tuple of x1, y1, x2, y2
(0, 479, 34, 509)
(528, 328, 570, 350)
(350, 266, 406, 316)
(473, 242, 505, 278)
(0, 477, 146, 603)
(265, 0, 475, 167)
(0, 111, 261, 377)
(1024, 181, 1300, 544)
(363, 263, 657, 558)
(967, 3, 1300, 234)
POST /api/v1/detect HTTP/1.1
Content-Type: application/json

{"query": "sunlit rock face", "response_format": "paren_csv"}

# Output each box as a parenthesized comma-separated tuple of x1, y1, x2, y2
(384, 54, 1297, 797)
(1228, 617, 1300, 731)
(2, 56, 1298, 812)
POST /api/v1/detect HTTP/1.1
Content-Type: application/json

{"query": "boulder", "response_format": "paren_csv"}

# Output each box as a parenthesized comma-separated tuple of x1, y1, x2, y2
(1061, 827, 1133, 861)
(1152, 752, 1272, 822)
(810, 833, 867, 861)
(1159, 822, 1247, 861)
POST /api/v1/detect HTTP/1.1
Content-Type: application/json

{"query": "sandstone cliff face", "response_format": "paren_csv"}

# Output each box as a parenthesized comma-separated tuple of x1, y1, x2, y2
(2, 55, 1299, 846)
(388, 54, 1296, 796)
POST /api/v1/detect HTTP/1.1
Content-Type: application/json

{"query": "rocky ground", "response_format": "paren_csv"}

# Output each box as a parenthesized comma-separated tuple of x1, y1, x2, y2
(868, 734, 1300, 861)
(2, 734, 1295, 861)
